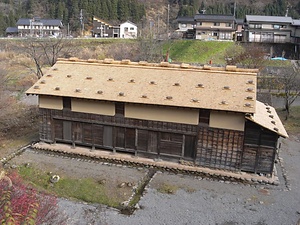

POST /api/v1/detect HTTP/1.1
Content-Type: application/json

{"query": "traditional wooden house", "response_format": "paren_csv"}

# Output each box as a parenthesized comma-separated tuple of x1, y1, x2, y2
(26, 58, 288, 174)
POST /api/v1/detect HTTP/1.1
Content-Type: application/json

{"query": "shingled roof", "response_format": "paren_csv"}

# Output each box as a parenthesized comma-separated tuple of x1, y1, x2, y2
(27, 58, 258, 114)
(246, 101, 288, 138)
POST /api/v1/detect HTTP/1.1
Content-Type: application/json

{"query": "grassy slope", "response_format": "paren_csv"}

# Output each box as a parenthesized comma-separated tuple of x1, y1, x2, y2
(163, 40, 234, 64)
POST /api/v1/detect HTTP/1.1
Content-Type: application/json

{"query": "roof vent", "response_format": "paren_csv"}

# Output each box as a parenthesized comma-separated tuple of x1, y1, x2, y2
(46, 74, 53, 77)
(274, 127, 279, 131)
(75, 88, 81, 93)
(141, 95, 147, 98)
(246, 96, 253, 100)
(269, 115, 274, 118)
(271, 120, 276, 125)
(108, 78, 114, 81)
(267, 110, 271, 113)
(55, 87, 60, 91)
(150, 81, 156, 85)
(223, 86, 230, 90)
(34, 85, 40, 89)
(67, 75, 72, 78)
(197, 83, 204, 88)
(129, 79, 135, 83)
(247, 80, 254, 84)
(246, 88, 254, 92)
(264, 103, 269, 106)
(86, 76, 93, 80)
(119, 92, 125, 96)
(97, 90, 103, 94)
(191, 98, 199, 103)
(244, 103, 251, 107)
(166, 96, 173, 100)
(40, 80, 46, 84)
(220, 100, 228, 105)
(266, 106, 270, 110)
(53, 68, 58, 71)
(173, 82, 180, 86)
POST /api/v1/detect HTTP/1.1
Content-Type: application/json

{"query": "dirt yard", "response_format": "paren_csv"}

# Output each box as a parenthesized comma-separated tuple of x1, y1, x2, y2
(4, 133, 300, 225)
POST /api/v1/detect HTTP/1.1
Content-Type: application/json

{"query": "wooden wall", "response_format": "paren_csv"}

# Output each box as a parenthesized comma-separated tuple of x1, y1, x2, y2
(196, 127, 244, 171)
(39, 108, 278, 174)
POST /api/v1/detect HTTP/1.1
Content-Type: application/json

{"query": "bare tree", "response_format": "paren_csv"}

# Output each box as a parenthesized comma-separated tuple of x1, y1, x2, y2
(225, 43, 267, 69)
(277, 67, 300, 119)
(20, 38, 76, 78)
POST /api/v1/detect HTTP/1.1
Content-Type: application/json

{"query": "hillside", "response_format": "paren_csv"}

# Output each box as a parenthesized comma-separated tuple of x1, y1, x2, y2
(0, 0, 299, 36)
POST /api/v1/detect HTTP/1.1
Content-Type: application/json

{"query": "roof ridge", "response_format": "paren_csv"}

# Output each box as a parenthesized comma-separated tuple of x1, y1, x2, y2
(56, 58, 259, 74)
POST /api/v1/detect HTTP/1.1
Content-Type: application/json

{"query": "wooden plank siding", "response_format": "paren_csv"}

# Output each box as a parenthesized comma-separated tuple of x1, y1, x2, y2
(241, 121, 278, 174)
(39, 108, 278, 174)
(196, 127, 244, 171)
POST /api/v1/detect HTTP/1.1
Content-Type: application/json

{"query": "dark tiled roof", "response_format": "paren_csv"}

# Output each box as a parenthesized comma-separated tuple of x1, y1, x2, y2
(5, 27, 18, 33)
(245, 15, 293, 24)
(16, 18, 63, 26)
(176, 17, 195, 23)
(293, 19, 300, 26)
(194, 14, 235, 22)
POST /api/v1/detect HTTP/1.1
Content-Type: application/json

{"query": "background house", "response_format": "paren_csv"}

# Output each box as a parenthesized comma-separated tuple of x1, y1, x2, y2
(92, 17, 119, 38)
(120, 21, 137, 39)
(243, 15, 294, 43)
(26, 58, 287, 175)
(194, 14, 236, 40)
(176, 16, 195, 39)
(16, 18, 63, 37)
(5, 27, 18, 37)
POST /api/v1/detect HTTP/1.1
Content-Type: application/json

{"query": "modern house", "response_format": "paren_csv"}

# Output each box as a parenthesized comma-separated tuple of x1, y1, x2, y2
(91, 17, 119, 38)
(26, 58, 288, 175)
(194, 14, 236, 40)
(16, 18, 63, 37)
(176, 16, 195, 39)
(243, 15, 294, 43)
(120, 21, 137, 39)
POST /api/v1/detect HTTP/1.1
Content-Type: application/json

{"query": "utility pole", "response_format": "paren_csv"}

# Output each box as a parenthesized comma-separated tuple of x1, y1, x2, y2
(80, 9, 84, 37)
(167, 3, 170, 39)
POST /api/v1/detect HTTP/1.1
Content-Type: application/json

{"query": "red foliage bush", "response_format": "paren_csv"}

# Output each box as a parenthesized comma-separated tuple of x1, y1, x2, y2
(0, 171, 67, 225)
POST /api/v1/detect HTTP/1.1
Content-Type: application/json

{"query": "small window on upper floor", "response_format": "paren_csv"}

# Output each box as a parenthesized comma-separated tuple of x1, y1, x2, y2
(181, 23, 187, 28)
(130, 27, 134, 30)
(115, 102, 125, 117)
(226, 23, 232, 27)
(124, 27, 128, 32)
(197, 22, 202, 26)
(214, 22, 220, 26)
(63, 97, 71, 110)
(199, 109, 210, 126)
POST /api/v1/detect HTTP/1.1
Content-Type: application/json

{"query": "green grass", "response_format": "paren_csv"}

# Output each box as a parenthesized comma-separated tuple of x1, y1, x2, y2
(157, 183, 179, 194)
(18, 166, 120, 207)
(163, 40, 234, 64)
(277, 106, 300, 135)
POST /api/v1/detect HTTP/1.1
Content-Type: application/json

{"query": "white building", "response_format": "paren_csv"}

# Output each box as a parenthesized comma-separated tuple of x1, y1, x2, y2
(120, 21, 137, 39)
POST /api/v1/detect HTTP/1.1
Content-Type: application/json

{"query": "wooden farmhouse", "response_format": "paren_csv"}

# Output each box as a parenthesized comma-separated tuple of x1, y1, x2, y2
(26, 58, 288, 175)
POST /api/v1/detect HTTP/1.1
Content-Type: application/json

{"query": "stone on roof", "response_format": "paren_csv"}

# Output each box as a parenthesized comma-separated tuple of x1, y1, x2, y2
(246, 101, 288, 138)
(26, 58, 259, 114)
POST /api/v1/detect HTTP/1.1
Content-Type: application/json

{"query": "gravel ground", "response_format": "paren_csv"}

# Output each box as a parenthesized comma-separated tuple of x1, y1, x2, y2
(7, 135, 300, 225)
